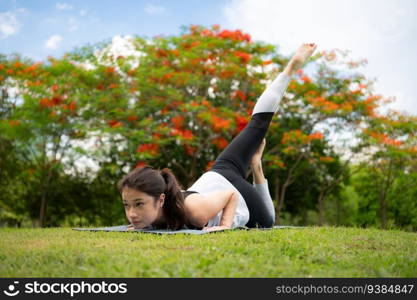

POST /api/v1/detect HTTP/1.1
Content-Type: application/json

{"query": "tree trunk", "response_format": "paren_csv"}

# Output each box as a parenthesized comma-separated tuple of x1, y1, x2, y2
(274, 176, 280, 225)
(378, 188, 387, 229)
(39, 192, 47, 227)
(38, 163, 54, 227)
(276, 181, 289, 225)
(336, 197, 341, 226)
(317, 191, 325, 226)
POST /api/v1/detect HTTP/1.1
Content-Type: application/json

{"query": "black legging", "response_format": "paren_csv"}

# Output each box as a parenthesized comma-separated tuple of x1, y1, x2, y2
(210, 112, 274, 228)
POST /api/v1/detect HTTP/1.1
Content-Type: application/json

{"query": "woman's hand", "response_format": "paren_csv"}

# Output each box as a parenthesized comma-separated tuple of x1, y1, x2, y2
(202, 225, 231, 232)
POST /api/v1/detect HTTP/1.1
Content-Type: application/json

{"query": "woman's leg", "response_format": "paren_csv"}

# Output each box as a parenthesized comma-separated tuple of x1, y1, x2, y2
(250, 139, 276, 224)
(211, 72, 291, 178)
(211, 43, 317, 227)
(210, 72, 290, 228)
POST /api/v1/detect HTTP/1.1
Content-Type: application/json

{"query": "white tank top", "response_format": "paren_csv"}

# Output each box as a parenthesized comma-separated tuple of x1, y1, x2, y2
(186, 171, 250, 228)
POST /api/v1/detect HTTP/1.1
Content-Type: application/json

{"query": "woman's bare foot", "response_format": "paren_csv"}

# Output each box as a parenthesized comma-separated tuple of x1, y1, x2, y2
(284, 43, 317, 76)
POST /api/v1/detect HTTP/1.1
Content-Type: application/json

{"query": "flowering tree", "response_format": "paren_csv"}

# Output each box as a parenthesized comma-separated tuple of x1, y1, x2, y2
(66, 25, 290, 188)
(263, 49, 387, 224)
(359, 111, 417, 228)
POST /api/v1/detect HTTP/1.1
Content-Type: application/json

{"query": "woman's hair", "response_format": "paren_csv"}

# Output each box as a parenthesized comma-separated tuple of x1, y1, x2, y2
(117, 165, 188, 230)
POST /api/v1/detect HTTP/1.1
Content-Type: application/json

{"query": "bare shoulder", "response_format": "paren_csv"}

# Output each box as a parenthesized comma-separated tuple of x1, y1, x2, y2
(183, 193, 207, 227)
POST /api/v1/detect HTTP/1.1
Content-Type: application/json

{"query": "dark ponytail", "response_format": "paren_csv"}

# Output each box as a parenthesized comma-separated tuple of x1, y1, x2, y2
(117, 165, 188, 230)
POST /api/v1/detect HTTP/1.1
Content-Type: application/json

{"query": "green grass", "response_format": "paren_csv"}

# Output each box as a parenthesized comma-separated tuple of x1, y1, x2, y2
(0, 226, 416, 277)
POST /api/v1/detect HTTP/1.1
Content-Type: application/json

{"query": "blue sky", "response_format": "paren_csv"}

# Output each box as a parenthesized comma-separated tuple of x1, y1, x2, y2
(0, 0, 228, 60)
(1, 0, 416, 115)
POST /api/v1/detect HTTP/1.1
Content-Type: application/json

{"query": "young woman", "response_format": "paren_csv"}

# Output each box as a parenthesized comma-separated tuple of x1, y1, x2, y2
(118, 43, 317, 232)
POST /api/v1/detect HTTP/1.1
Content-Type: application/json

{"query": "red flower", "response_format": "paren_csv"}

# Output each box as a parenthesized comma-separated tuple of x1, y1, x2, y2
(108, 120, 123, 128)
(136, 143, 159, 155)
(190, 25, 199, 33)
(156, 49, 168, 58)
(135, 161, 147, 169)
(170, 128, 194, 140)
(296, 69, 304, 76)
(211, 115, 231, 132)
(212, 24, 220, 31)
(68, 101, 77, 111)
(205, 161, 215, 171)
(201, 29, 213, 36)
(171, 116, 185, 128)
(184, 145, 196, 155)
(127, 115, 138, 122)
(217, 29, 251, 42)
(51, 96, 63, 105)
(127, 69, 137, 76)
(51, 84, 59, 92)
(308, 131, 324, 141)
(161, 106, 170, 115)
(220, 69, 234, 78)
(301, 75, 312, 84)
(161, 73, 173, 82)
(152, 133, 162, 140)
(182, 130, 194, 140)
(13, 61, 22, 68)
(9, 120, 21, 127)
(234, 51, 251, 64)
(105, 67, 115, 74)
(39, 98, 53, 108)
(319, 156, 334, 163)
(212, 137, 228, 149)
(235, 115, 249, 133)
(233, 90, 246, 101)
(218, 30, 233, 39)
(171, 49, 180, 56)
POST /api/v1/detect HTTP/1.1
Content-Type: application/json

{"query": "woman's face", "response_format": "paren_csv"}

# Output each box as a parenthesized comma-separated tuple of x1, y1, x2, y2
(121, 187, 164, 229)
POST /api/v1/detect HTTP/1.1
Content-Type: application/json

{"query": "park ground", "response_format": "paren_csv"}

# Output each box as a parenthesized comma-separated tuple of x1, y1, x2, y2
(0, 226, 416, 277)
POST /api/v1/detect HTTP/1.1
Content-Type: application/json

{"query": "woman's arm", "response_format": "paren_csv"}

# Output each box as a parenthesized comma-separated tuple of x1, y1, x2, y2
(184, 189, 238, 229)
(219, 191, 238, 228)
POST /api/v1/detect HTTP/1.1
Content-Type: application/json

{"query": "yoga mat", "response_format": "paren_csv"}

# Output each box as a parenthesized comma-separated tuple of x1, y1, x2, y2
(72, 225, 305, 235)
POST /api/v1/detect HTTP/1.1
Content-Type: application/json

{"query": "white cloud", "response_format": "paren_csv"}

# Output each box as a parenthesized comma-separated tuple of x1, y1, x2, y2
(68, 17, 78, 31)
(223, 0, 417, 115)
(144, 4, 167, 15)
(45, 34, 63, 49)
(56, 2, 73, 10)
(0, 12, 21, 38)
(80, 9, 87, 16)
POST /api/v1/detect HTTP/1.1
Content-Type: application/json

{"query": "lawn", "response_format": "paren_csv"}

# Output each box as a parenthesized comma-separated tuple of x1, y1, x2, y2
(0, 226, 415, 277)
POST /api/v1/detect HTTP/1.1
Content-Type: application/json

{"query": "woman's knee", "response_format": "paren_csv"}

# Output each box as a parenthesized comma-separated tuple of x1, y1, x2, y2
(265, 216, 275, 228)
(260, 213, 275, 228)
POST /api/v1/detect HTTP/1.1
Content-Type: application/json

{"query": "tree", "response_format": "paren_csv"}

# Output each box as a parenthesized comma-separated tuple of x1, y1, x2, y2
(359, 111, 417, 228)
